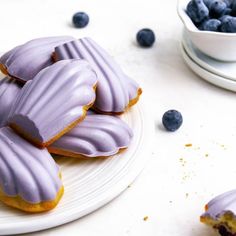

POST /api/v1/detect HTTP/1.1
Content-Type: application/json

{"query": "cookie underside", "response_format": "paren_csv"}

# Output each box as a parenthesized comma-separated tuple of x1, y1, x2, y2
(201, 212, 236, 236)
(10, 97, 95, 148)
(0, 185, 64, 213)
(93, 87, 142, 115)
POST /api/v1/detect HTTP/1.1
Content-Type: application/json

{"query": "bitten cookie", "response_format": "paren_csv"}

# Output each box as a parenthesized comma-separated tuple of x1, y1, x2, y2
(201, 189, 236, 236)
(48, 114, 133, 158)
(0, 77, 22, 127)
(54, 37, 142, 114)
(0, 36, 74, 83)
(9, 59, 98, 148)
(0, 127, 63, 212)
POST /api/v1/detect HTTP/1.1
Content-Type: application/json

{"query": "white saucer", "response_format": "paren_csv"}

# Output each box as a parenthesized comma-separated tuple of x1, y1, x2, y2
(182, 32, 236, 81)
(181, 43, 236, 92)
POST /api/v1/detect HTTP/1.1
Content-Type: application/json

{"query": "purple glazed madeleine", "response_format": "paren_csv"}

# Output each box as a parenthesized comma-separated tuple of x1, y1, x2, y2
(8, 59, 98, 148)
(0, 36, 75, 82)
(48, 114, 133, 158)
(0, 127, 63, 212)
(54, 37, 142, 114)
(201, 189, 236, 236)
(0, 77, 22, 128)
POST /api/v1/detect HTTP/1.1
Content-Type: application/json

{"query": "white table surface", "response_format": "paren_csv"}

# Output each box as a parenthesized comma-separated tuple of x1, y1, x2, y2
(1, 0, 235, 235)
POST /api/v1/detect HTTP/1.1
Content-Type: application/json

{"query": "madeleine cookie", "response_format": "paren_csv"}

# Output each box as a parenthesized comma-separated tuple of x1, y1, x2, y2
(0, 127, 63, 212)
(9, 59, 97, 148)
(48, 114, 133, 158)
(54, 38, 142, 114)
(0, 36, 74, 83)
(0, 77, 22, 127)
(201, 189, 236, 236)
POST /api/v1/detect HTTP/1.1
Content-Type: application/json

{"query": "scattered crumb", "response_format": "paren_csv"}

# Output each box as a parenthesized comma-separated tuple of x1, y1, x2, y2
(185, 143, 192, 147)
(205, 153, 209, 157)
(127, 185, 131, 188)
(143, 216, 149, 221)
(185, 193, 189, 198)
(169, 200, 173, 203)
(179, 157, 187, 167)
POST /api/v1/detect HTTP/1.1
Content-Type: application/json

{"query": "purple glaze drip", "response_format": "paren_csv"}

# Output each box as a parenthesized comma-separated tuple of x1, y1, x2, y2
(0, 77, 22, 128)
(9, 59, 97, 143)
(0, 36, 75, 82)
(49, 114, 133, 157)
(55, 38, 141, 113)
(0, 127, 62, 203)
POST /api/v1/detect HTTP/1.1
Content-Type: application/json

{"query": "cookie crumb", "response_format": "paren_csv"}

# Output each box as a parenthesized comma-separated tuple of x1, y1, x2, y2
(185, 143, 192, 147)
(143, 216, 149, 221)
(185, 193, 189, 198)
(205, 153, 209, 157)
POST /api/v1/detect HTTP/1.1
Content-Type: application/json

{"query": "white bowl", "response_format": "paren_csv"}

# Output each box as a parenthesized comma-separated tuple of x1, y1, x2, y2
(177, 0, 236, 61)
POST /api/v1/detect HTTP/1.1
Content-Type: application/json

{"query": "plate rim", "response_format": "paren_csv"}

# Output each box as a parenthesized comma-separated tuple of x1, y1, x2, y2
(181, 43, 236, 92)
(182, 32, 236, 82)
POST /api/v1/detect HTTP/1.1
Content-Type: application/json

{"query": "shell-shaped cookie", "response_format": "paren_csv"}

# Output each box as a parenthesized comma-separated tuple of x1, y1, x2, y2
(48, 114, 133, 158)
(0, 127, 63, 212)
(0, 36, 75, 82)
(54, 38, 142, 114)
(0, 77, 22, 127)
(201, 189, 236, 235)
(9, 59, 98, 147)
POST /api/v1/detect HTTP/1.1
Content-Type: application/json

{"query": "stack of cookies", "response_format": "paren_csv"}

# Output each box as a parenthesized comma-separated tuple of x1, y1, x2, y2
(0, 36, 142, 213)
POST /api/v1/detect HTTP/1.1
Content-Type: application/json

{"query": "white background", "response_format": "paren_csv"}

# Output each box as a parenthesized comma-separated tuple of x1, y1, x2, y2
(1, 0, 235, 235)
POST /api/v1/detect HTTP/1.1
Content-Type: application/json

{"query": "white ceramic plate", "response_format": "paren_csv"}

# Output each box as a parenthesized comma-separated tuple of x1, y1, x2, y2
(181, 43, 236, 92)
(182, 32, 236, 81)
(0, 74, 151, 235)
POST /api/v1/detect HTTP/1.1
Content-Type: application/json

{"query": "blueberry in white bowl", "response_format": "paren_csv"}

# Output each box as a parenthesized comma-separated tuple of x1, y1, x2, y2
(199, 18, 221, 31)
(186, 0, 209, 24)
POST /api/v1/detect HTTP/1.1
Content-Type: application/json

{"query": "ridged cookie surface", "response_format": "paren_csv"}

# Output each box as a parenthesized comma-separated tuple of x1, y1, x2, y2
(0, 127, 63, 212)
(0, 77, 22, 127)
(48, 114, 133, 158)
(0, 36, 74, 82)
(54, 38, 142, 114)
(9, 59, 97, 147)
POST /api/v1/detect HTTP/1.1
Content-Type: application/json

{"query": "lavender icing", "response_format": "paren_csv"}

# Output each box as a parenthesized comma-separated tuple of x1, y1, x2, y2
(54, 37, 141, 113)
(48, 114, 133, 157)
(0, 36, 75, 82)
(9, 59, 97, 145)
(0, 77, 22, 128)
(0, 127, 62, 203)
(201, 189, 236, 220)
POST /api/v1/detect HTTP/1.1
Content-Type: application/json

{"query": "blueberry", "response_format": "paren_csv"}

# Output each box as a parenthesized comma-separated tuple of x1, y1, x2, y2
(203, 0, 215, 8)
(162, 110, 183, 132)
(220, 15, 236, 32)
(223, 0, 233, 7)
(219, 14, 232, 21)
(200, 19, 221, 31)
(209, 0, 227, 18)
(187, 0, 209, 24)
(218, 225, 231, 236)
(231, 0, 236, 16)
(72, 12, 89, 28)
(136, 29, 155, 47)
(223, 7, 232, 15)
